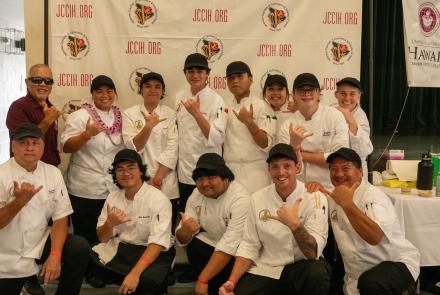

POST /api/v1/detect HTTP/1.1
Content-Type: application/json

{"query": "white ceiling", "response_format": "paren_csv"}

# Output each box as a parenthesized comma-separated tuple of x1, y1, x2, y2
(0, 0, 24, 29)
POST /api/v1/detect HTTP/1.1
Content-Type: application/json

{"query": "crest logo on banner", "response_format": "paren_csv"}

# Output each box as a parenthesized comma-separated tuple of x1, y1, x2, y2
(129, 67, 152, 93)
(419, 2, 440, 36)
(260, 69, 285, 90)
(262, 3, 289, 31)
(196, 35, 224, 62)
(129, 0, 157, 27)
(62, 99, 84, 120)
(325, 38, 353, 65)
(61, 32, 90, 60)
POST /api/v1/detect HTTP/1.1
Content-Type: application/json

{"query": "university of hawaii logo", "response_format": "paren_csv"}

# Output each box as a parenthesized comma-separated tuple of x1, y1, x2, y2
(129, 67, 152, 93)
(262, 3, 289, 31)
(325, 38, 353, 65)
(260, 69, 285, 90)
(196, 35, 224, 62)
(129, 0, 158, 28)
(419, 2, 440, 37)
(61, 32, 90, 60)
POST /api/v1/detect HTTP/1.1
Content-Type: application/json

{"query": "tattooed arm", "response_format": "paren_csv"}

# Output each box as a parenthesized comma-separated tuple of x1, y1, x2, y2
(292, 224, 317, 259)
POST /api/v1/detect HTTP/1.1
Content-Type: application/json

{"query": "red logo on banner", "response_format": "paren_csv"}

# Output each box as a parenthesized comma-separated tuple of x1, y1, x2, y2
(419, 2, 440, 36)
(325, 38, 353, 65)
(61, 32, 90, 60)
(196, 35, 224, 63)
(262, 3, 289, 31)
(129, 0, 157, 27)
(129, 67, 153, 93)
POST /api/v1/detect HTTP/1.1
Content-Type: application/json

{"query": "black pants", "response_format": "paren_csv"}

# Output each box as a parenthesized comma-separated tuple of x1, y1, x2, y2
(358, 261, 415, 295)
(187, 237, 235, 295)
(0, 234, 90, 295)
(323, 226, 345, 294)
(234, 258, 332, 295)
(88, 244, 175, 295)
(178, 182, 196, 213)
(69, 194, 105, 245)
(170, 198, 179, 232)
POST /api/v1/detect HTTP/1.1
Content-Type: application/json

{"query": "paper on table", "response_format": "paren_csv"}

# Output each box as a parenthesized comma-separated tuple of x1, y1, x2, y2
(386, 160, 420, 181)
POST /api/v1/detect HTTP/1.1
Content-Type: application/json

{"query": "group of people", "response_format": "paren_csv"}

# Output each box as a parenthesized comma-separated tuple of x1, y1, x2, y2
(0, 53, 420, 295)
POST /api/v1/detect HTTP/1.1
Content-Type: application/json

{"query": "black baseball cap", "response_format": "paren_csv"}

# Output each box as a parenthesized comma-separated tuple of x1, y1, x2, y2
(263, 74, 288, 92)
(112, 149, 143, 168)
(90, 75, 116, 93)
(267, 143, 298, 163)
(140, 72, 165, 90)
(12, 123, 43, 140)
(336, 77, 362, 92)
(184, 53, 210, 71)
(293, 73, 320, 89)
(326, 147, 362, 167)
(192, 153, 234, 181)
(226, 61, 252, 77)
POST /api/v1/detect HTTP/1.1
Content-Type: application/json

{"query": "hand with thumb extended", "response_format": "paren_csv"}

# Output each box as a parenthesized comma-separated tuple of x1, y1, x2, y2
(106, 203, 131, 227)
(180, 212, 201, 234)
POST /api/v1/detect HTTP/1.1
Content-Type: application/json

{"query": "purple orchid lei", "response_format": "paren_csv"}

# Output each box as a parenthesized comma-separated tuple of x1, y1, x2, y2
(81, 101, 122, 135)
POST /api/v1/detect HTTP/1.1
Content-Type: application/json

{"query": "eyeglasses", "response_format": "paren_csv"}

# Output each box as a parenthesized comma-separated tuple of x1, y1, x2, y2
(28, 77, 54, 85)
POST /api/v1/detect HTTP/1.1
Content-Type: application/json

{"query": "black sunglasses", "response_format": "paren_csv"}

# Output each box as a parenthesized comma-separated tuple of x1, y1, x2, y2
(28, 77, 54, 85)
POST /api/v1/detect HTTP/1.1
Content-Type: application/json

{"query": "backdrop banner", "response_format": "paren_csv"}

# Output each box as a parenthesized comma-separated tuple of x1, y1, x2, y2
(49, 0, 362, 112)
(403, 0, 440, 87)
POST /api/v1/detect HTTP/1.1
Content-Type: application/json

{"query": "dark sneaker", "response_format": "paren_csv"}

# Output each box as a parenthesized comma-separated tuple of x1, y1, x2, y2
(86, 276, 106, 288)
(177, 269, 197, 283)
(22, 276, 45, 295)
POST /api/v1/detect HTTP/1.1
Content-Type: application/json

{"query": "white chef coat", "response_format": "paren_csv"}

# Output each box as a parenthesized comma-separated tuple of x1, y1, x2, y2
(0, 158, 73, 278)
(271, 101, 292, 143)
(278, 104, 349, 190)
(92, 182, 172, 264)
(236, 182, 328, 279)
(123, 103, 179, 199)
(223, 95, 276, 193)
(175, 86, 227, 185)
(61, 102, 124, 199)
(348, 105, 373, 182)
(329, 181, 420, 295)
(175, 181, 249, 256)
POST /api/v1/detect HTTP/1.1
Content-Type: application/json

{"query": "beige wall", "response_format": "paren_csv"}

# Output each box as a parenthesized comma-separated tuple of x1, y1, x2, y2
(24, 0, 46, 72)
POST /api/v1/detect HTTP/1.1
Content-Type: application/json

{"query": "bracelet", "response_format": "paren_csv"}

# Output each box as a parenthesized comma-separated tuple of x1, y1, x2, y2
(50, 250, 62, 258)
(251, 128, 261, 137)
(80, 131, 91, 141)
(140, 255, 151, 267)
(197, 276, 209, 285)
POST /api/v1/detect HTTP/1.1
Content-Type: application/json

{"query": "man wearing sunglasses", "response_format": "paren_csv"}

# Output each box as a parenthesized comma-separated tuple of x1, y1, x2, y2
(7, 63, 61, 168)
(6, 64, 61, 295)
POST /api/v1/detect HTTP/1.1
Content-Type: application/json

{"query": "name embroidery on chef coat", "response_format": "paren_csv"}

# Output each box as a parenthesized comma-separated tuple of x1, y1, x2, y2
(322, 131, 332, 136)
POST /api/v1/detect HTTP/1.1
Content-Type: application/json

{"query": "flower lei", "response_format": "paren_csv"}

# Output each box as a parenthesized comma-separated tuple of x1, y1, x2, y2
(81, 101, 122, 135)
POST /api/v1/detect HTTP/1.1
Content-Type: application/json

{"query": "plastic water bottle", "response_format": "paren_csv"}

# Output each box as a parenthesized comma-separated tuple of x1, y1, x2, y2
(417, 153, 433, 197)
